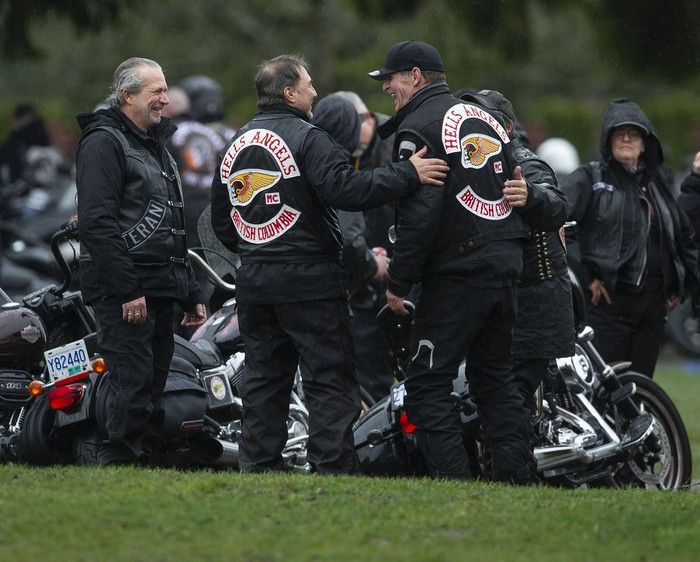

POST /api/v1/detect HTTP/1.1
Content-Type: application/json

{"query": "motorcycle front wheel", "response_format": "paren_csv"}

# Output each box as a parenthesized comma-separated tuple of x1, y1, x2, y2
(603, 372, 692, 490)
(17, 395, 73, 465)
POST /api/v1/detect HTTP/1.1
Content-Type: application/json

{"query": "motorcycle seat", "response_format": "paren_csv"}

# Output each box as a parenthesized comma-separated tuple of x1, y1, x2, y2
(173, 334, 222, 371)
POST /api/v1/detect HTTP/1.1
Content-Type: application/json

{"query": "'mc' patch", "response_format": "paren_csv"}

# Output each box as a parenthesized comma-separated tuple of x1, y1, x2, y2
(227, 168, 281, 207)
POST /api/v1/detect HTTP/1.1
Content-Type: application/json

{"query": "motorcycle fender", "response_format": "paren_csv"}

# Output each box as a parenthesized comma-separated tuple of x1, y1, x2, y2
(54, 374, 99, 428)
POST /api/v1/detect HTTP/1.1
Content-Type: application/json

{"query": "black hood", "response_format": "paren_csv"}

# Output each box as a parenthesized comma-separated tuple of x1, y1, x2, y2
(600, 98, 663, 171)
(75, 106, 176, 145)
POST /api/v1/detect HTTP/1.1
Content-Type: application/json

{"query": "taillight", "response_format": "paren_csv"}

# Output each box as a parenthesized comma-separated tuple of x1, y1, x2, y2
(48, 383, 85, 410)
(399, 412, 417, 433)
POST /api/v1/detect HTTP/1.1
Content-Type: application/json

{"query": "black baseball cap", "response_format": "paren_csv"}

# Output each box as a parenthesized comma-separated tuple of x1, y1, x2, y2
(455, 88, 516, 125)
(368, 40, 444, 80)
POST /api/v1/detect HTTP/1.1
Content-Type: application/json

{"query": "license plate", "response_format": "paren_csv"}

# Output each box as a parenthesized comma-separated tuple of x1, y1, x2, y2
(44, 339, 90, 382)
(391, 383, 407, 409)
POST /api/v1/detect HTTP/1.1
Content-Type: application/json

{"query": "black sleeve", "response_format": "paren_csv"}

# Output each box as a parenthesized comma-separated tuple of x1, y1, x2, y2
(76, 130, 143, 303)
(210, 152, 238, 254)
(560, 165, 595, 289)
(517, 159, 568, 230)
(679, 173, 700, 238)
(338, 210, 377, 282)
(387, 132, 445, 297)
(302, 129, 419, 211)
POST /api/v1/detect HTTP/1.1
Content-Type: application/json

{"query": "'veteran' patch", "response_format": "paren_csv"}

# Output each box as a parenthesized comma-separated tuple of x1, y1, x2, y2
(230, 204, 301, 244)
(219, 128, 300, 182)
(442, 103, 510, 154)
(456, 186, 512, 220)
(121, 200, 167, 250)
(460, 134, 502, 169)
(226, 168, 281, 207)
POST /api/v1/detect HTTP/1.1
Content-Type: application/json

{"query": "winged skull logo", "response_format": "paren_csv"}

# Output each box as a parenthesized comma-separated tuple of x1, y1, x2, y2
(228, 169, 281, 205)
(460, 134, 502, 169)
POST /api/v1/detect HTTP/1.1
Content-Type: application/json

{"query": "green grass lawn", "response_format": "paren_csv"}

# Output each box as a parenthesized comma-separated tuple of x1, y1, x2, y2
(0, 465, 698, 562)
(0, 362, 696, 562)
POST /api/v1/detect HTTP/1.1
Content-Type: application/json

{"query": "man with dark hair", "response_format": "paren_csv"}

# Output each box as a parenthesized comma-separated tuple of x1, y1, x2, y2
(211, 54, 448, 474)
(312, 92, 395, 402)
(76, 57, 207, 466)
(369, 41, 537, 483)
(456, 88, 575, 421)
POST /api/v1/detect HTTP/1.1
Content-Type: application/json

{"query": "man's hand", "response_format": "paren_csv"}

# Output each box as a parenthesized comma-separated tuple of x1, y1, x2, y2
(409, 146, 449, 186)
(589, 278, 612, 306)
(372, 252, 390, 282)
(503, 166, 528, 208)
(386, 288, 409, 316)
(123, 296, 147, 324)
(666, 295, 682, 312)
(182, 303, 207, 326)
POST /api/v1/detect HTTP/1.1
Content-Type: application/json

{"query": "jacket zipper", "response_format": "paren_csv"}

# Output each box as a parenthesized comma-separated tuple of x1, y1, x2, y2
(616, 189, 626, 259)
(635, 189, 651, 286)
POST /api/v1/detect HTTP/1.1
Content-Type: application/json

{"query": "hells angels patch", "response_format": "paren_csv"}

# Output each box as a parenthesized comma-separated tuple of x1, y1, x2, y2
(456, 185, 512, 221)
(226, 168, 281, 207)
(460, 134, 502, 170)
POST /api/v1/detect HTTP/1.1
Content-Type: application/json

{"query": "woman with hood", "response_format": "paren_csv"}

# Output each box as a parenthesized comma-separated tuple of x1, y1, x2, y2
(562, 98, 697, 378)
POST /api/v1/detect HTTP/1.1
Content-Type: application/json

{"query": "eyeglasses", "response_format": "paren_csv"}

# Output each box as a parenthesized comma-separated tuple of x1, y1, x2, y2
(612, 127, 643, 141)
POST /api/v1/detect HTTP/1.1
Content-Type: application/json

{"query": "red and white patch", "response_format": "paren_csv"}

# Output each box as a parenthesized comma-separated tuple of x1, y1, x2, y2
(219, 128, 300, 184)
(493, 161, 503, 174)
(230, 204, 301, 244)
(265, 192, 280, 205)
(442, 103, 510, 154)
(456, 185, 512, 221)
(460, 134, 502, 170)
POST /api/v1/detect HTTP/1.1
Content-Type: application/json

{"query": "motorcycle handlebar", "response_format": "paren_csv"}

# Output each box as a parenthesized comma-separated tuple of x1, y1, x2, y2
(187, 249, 236, 293)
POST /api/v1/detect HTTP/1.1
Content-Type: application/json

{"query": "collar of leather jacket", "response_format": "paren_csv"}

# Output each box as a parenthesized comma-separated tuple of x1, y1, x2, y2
(256, 103, 311, 122)
(76, 106, 176, 147)
(377, 82, 450, 140)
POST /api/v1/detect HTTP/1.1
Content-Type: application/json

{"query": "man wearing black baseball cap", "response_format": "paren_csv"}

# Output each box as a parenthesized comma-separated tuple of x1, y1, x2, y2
(368, 41, 538, 484)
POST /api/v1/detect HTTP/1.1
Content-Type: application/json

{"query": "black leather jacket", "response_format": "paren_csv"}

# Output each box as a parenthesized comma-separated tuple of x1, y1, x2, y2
(211, 104, 420, 304)
(378, 84, 530, 296)
(563, 100, 697, 298)
(76, 108, 202, 306)
(511, 140, 569, 286)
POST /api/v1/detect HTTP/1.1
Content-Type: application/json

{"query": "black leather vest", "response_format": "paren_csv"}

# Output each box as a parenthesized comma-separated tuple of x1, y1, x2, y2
(83, 125, 187, 266)
(396, 91, 530, 259)
(217, 112, 341, 263)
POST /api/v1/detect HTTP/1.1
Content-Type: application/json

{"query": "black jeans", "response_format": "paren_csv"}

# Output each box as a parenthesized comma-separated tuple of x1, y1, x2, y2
(93, 297, 174, 465)
(404, 275, 536, 483)
(237, 298, 361, 474)
(586, 287, 666, 377)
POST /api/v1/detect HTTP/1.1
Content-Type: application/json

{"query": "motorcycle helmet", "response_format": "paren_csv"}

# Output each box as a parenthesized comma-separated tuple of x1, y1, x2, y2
(0, 302, 47, 373)
(178, 75, 224, 123)
(536, 138, 581, 177)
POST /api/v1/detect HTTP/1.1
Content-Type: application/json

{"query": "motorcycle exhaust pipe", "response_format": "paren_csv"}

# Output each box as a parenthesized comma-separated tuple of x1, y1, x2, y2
(187, 437, 240, 466)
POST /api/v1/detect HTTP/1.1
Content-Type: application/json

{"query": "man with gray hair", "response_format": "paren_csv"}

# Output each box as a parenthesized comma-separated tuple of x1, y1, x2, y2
(76, 57, 207, 466)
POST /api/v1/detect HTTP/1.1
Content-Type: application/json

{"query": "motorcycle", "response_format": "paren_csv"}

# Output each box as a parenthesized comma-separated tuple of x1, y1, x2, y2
(0, 219, 92, 462)
(18, 248, 311, 471)
(354, 268, 693, 490)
